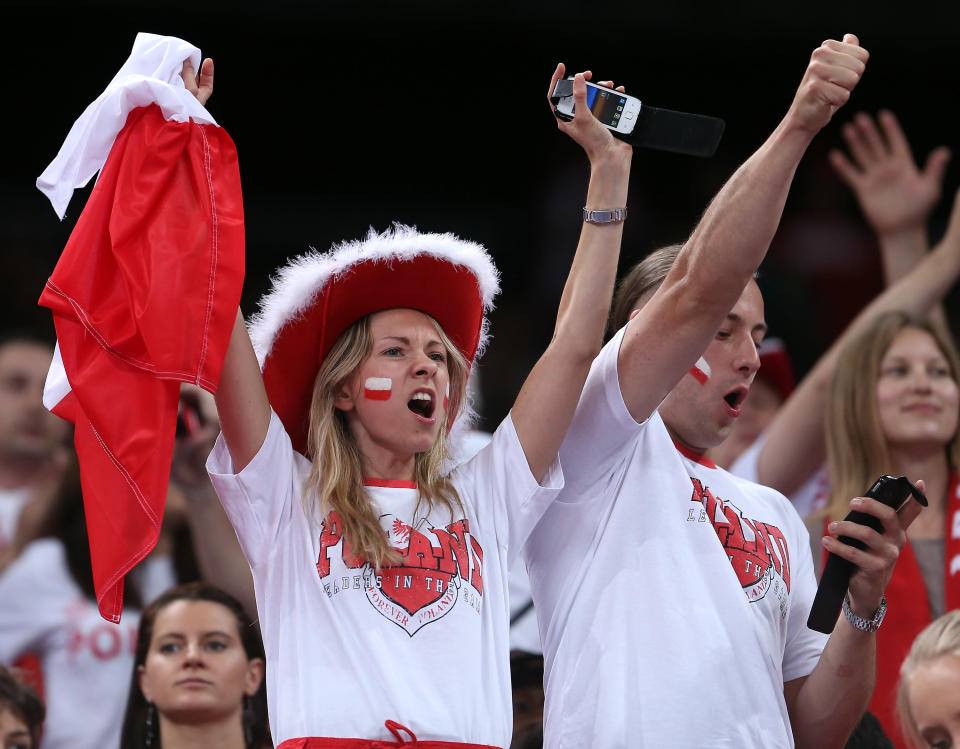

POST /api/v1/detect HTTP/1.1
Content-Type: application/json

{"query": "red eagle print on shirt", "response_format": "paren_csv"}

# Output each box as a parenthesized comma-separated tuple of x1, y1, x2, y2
(316, 511, 484, 636)
(688, 478, 792, 605)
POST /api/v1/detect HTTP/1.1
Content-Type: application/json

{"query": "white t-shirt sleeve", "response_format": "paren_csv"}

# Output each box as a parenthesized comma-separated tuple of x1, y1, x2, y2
(558, 326, 645, 496)
(0, 540, 68, 662)
(206, 410, 309, 570)
(453, 412, 563, 566)
(782, 513, 829, 682)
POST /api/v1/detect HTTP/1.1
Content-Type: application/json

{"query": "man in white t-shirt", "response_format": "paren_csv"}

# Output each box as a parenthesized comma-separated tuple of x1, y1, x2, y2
(0, 334, 71, 568)
(526, 36, 920, 748)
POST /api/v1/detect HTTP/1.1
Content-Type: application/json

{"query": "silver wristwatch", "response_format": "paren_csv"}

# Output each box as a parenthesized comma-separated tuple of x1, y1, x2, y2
(842, 593, 887, 633)
(583, 207, 627, 224)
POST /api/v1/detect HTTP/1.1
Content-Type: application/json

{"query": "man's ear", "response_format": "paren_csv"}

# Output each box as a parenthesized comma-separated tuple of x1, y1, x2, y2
(628, 307, 642, 321)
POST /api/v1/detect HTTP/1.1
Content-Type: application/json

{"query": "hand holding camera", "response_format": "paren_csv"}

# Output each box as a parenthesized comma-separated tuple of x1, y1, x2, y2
(808, 475, 925, 633)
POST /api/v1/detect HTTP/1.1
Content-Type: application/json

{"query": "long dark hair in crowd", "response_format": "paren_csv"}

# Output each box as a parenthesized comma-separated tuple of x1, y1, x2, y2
(118, 582, 269, 749)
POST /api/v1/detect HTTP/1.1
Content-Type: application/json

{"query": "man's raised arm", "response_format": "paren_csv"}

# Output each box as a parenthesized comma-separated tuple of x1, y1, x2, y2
(618, 34, 868, 422)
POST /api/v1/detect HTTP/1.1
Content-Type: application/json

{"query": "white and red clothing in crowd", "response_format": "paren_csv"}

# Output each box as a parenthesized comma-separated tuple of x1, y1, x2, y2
(0, 487, 30, 556)
(37, 34, 243, 622)
(729, 435, 830, 520)
(0, 539, 141, 748)
(524, 328, 828, 748)
(207, 410, 562, 747)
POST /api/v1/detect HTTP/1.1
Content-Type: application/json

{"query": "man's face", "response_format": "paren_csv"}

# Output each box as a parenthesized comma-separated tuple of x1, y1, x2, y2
(0, 341, 70, 463)
(659, 280, 766, 453)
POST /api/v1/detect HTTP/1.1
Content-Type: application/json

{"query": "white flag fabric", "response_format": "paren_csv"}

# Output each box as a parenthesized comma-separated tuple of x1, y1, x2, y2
(42, 341, 71, 412)
(36, 32, 217, 219)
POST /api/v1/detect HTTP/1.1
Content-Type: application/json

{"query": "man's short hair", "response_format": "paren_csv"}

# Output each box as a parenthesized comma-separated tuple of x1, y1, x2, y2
(0, 329, 55, 352)
(609, 244, 683, 334)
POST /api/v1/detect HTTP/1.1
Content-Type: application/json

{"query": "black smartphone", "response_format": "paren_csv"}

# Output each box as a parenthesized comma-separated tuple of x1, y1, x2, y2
(806, 475, 926, 634)
(550, 78, 726, 158)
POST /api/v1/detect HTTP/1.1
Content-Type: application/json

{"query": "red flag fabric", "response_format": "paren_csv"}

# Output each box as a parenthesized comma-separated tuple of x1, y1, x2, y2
(39, 103, 244, 622)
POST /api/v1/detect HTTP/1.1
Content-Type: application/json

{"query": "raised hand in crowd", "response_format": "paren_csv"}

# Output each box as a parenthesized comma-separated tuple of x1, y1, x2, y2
(830, 110, 950, 278)
(743, 120, 960, 500)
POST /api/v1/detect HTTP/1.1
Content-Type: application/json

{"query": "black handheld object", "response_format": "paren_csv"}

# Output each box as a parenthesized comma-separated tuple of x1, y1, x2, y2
(806, 475, 927, 634)
(550, 79, 725, 157)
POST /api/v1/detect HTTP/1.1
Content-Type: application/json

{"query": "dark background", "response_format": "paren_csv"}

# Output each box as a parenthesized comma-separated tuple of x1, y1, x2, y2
(4, 1, 960, 429)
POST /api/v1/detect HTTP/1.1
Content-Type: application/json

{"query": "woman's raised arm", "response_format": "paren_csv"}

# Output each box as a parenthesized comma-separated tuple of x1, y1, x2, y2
(510, 64, 633, 481)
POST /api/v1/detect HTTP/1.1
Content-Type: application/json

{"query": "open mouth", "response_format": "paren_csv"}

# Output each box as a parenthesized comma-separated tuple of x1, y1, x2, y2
(407, 392, 435, 419)
(723, 387, 748, 410)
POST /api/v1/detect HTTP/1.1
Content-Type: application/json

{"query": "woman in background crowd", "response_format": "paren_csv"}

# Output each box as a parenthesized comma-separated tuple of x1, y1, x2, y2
(119, 582, 267, 749)
(824, 310, 960, 745)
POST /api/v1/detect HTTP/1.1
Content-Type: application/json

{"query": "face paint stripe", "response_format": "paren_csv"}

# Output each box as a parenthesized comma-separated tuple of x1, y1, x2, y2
(689, 357, 711, 386)
(364, 377, 392, 401)
(443, 381, 450, 411)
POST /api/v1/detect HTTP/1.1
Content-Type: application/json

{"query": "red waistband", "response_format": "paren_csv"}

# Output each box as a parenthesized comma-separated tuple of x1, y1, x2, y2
(278, 741, 498, 749)
(277, 721, 501, 749)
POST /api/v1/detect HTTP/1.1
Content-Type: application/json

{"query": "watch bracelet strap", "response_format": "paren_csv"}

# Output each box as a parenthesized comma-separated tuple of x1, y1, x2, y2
(842, 593, 887, 632)
(583, 207, 627, 224)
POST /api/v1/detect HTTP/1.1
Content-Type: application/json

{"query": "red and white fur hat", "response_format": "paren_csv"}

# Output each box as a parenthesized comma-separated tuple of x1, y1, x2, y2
(248, 224, 500, 465)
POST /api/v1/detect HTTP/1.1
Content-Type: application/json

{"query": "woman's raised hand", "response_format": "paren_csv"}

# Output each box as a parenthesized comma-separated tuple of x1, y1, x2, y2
(181, 57, 214, 106)
(547, 63, 632, 165)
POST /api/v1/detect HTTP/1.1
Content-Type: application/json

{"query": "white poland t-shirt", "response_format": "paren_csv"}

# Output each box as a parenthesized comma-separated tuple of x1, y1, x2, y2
(0, 539, 141, 749)
(207, 410, 563, 747)
(0, 486, 30, 555)
(524, 328, 829, 749)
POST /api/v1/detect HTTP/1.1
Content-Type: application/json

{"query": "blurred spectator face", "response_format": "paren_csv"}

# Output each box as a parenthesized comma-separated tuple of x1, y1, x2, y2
(876, 328, 959, 451)
(904, 652, 960, 749)
(138, 599, 263, 724)
(0, 704, 33, 749)
(0, 341, 70, 464)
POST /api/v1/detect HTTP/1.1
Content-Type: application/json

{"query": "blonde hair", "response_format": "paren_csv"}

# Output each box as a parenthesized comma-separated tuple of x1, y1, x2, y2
(896, 610, 960, 747)
(825, 311, 960, 520)
(304, 311, 468, 568)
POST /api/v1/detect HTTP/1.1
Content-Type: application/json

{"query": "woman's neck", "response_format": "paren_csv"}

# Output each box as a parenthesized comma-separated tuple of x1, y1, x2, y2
(888, 445, 951, 540)
(357, 440, 416, 481)
(158, 711, 246, 749)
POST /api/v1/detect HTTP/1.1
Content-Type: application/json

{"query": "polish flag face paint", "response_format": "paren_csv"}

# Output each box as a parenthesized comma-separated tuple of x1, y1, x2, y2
(443, 382, 450, 411)
(689, 357, 711, 385)
(364, 377, 392, 401)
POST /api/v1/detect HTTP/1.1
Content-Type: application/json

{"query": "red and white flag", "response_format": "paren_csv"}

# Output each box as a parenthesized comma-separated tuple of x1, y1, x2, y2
(37, 34, 244, 622)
